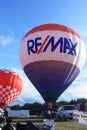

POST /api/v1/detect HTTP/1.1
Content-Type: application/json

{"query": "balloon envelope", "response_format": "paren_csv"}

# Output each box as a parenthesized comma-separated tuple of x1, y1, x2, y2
(19, 24, 86, 104)
(0, 69, 23, 107)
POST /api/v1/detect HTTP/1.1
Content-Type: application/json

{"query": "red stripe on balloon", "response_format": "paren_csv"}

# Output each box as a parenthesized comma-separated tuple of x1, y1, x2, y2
(37, 35, 50, 54)
(23, 24, 80, 39)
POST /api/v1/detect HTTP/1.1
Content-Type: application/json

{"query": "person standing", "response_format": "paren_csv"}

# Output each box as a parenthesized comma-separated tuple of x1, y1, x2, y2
(0, 104, 5, 128)
(2, 118, 14, 130)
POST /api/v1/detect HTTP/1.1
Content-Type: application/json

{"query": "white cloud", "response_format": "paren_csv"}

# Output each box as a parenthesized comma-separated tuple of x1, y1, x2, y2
(0, 35, 15, 45)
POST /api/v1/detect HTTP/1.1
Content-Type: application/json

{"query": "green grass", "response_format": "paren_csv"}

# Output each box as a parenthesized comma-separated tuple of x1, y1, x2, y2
(54, 122, 87, 130)
(34, 121, 87, 130)
(11, 117, 87, 130)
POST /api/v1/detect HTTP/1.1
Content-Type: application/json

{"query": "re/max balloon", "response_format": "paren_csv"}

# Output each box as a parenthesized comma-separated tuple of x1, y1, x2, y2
(19, 24, 86, 105)
(0, 69, 23, 107)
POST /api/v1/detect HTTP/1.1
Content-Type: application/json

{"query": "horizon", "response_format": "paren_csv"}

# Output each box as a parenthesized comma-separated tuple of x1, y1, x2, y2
(0, 0, 87, 106)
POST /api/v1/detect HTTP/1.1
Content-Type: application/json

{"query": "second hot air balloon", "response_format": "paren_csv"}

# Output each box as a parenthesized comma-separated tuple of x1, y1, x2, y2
(0, 69, 23, 107)
(19, 24, 86, 106)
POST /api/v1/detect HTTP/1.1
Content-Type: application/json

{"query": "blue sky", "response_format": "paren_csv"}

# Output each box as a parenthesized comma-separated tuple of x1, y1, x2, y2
(0, 0, 87, 106)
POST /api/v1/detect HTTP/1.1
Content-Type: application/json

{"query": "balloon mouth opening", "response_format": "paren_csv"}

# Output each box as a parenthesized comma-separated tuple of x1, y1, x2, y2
(47, 102, 53, 108)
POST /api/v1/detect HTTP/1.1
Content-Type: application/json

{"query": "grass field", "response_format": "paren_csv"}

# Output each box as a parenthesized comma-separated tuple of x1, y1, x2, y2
(11, 117, 87, 130)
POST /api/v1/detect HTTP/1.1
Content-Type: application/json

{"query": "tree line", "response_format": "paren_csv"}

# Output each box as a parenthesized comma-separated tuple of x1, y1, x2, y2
(9, 98, 87, 115)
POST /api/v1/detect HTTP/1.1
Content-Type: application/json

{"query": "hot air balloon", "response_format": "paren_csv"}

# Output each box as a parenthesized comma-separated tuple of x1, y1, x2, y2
(19, 24, 86, 107)
(0, 69, 23, 107)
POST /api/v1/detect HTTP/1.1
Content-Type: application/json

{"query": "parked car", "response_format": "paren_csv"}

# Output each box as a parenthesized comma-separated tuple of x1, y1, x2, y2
(57, 105, 75, 121)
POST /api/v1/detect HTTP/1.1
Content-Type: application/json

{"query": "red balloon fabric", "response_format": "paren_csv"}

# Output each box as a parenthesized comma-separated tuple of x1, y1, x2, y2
(0, 69, 23, 107)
